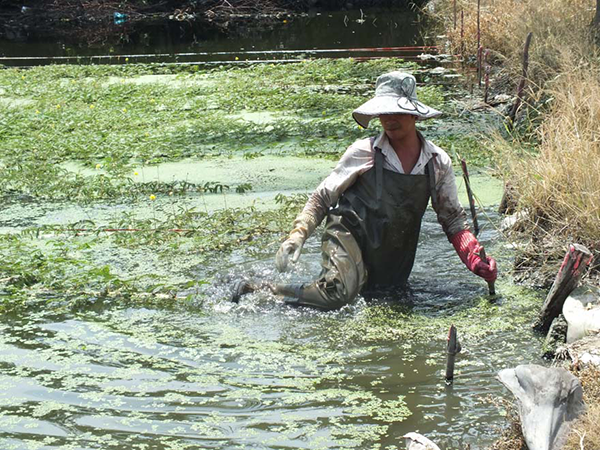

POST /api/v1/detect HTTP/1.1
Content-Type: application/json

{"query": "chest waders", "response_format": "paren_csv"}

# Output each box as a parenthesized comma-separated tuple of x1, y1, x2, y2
(280, 144, 436, 311)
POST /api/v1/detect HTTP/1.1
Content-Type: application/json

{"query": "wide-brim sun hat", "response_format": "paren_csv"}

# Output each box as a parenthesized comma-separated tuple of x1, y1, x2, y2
(352, 71, 442, 129)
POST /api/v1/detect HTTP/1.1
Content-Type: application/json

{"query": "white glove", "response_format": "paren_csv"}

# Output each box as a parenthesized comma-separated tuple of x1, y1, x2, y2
(275, 231, 305, 272)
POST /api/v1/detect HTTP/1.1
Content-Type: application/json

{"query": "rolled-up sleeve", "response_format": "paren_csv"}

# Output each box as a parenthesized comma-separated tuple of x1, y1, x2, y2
(431, 154, 469, 239)
(292, 138, 373, 238)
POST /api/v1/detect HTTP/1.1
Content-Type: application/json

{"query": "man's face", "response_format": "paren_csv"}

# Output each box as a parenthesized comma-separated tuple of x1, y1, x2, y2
(378, 114, 417, 140)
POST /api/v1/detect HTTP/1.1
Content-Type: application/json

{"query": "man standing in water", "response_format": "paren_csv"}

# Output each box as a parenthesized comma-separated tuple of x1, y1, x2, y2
(239, 71, 497, 309)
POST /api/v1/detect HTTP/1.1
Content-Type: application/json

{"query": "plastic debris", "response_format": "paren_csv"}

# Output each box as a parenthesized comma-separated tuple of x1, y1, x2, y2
(403, 433, 441, 450)
(114, 12, 128, 25)
(563, 285, 600, 343)
(497, 364, 585, 450)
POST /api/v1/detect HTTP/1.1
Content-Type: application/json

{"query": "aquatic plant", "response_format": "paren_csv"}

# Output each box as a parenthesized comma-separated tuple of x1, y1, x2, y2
(0, 56, 546, 450)
(0, 59, 451, 201)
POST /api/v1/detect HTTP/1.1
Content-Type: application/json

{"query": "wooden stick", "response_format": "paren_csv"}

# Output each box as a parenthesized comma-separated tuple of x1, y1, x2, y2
(477, 46, 483, 88)
(461, 159, 479, 236)
(460, 10, 465, 65)
(508, 32, 533, 125)
(532, 244, 594, 334)
(445, 324, 461, 384)
(484, 49, 491, 104)
(477, 0, 481, 86)
(461, 159, 496, 295)
(453, 0, 457, 30)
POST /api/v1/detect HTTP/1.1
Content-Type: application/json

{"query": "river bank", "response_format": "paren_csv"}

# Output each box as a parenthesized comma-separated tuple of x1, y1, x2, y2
(428, 0, 600, 288)
(428, 1, 600, 448)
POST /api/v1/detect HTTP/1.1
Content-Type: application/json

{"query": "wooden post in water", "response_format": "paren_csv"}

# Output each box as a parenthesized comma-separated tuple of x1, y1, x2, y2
(445, 325, 461, 384)
(533, 244, 594, 334)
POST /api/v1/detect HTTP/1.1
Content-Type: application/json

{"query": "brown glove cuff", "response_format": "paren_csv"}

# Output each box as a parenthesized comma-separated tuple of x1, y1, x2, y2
(291, 212, 318, 240)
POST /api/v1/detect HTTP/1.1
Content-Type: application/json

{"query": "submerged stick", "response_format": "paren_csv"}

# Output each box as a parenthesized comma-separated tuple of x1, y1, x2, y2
(460, 159, 496, 295)
(445, 324, 461, 384)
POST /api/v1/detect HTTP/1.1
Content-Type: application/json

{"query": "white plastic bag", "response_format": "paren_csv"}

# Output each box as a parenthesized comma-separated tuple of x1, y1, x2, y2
(562, 285, 600, 344)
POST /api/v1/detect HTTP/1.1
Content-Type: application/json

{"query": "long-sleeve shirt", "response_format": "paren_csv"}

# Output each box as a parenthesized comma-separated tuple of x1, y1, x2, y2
(292, 131, 469, 240)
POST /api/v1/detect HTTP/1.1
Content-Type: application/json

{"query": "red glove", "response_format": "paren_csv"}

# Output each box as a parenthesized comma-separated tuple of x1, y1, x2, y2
(450, 230, 497, 282)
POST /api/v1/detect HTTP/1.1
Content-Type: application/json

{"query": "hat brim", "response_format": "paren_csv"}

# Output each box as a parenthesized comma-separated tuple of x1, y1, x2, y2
(352, 95, 442, 129)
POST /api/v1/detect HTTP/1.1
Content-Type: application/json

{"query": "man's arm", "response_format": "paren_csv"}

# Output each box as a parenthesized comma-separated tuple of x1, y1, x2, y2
(431, 154, 497, 282)
(294, 140, 373, 237)
(276, 139, 373, 271)
(430, 157, 469, 238)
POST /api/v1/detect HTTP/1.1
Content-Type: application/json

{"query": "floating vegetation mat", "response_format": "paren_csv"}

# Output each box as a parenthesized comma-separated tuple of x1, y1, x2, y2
(0, 59, 499, 201)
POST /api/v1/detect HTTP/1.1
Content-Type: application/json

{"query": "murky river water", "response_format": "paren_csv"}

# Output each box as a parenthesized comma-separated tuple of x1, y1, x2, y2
(0, 6, 547, 449)
(0, 8, 433, 66)
(0, 206, 545, 450)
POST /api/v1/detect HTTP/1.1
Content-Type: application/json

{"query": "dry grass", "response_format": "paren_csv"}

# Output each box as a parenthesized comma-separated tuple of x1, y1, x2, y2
(499, 65, 600, 256)
(432, 0, 596, 79)
(489, 399, 527, 450)
(431, 0, 600, 275)
(432, 2, 600, 446)
(564, 365, 600, 450)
